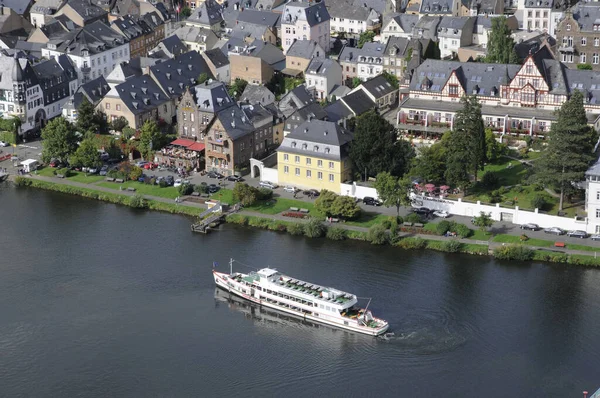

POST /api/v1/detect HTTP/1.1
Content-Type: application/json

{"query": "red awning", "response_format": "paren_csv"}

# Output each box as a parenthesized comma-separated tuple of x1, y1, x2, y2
(188, 142, 205, 152)
(170, 138, 196, 147)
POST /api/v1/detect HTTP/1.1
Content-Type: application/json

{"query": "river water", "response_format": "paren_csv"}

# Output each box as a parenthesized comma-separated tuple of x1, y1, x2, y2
(1, 184, 600, 397)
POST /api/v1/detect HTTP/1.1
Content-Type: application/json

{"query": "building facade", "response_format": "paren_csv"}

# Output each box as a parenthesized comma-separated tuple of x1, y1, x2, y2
(281, 0, 330, 54)
(556, 6, 600, 70)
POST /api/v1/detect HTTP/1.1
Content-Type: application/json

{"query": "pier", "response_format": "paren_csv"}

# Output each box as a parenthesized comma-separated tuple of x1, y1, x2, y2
(191, 202, 240, 233)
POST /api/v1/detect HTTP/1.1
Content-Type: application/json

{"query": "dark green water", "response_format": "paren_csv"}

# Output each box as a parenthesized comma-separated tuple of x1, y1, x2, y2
(1, 184, 599, 397)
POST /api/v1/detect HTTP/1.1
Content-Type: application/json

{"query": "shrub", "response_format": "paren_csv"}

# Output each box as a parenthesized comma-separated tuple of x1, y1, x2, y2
(257, 187, 273, 201)
(531, 194, 547, 210)
(326, 227, 347, 240)
(520, 234, 529, 241)
(493, 244, 534, 261)
(498, 186, 509, 195)
(489, 190, 503, 204)
(442, 240, 462, 253)
(481, 171, 499, 189)
(268, 222, 287, 232)
(405, 213, 422, 224)
(128, 193, 147, 208)
(159, 180, 168, 188)
(227, 214, 248, 225)
(531, 183, 544, 191)
(452, 223, 471, 238)
(390, 218, 398, 236)
(14, 176, 32, 186)
(233, 182, 259, 206)
(396, 237, 427, 250)
(55, 167, 71, 177)
(178, 184, 194, 196)
(128, 166, 143, 181)
(287, 222, 305, 236)
(368, 224, 387, 245)
(304, 218, 326, 238)
(396, 215, 404, 224)
(195, 184, 209, 194)
(436, 220, 452, 235)
(381, 219, 392, 229)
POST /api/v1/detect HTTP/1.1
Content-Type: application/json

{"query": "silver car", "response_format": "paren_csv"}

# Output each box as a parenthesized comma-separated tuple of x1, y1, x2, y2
(259, 181, 278, 189)
(544, 227, 565, 235)
(566, 230, 587, 239)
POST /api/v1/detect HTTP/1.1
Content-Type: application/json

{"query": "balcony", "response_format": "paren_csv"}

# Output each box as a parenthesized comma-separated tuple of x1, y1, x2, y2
(81, 66, 91, 73)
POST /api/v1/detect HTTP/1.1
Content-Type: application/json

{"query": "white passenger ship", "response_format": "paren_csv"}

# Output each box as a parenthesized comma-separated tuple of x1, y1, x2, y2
(213, 260, 389, 336)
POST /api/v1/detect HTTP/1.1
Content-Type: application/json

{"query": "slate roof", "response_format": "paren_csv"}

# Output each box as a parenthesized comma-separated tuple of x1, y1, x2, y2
(65, 75, 109, 110)
(230, 24, 270, 41)
(437, 16, 474, 38)
(227, 39, 285, 67)
(289, 102, 328, 123)
(1, 0, 33, 15)
(326, 0, 372, 22)
(240, 84, 275, 105)
(360, 75, 397, 99)
(141, 11, 163, 29)
(285, 119, 352, 149)
(150, 51, 212, 99)
(384, 36, 411, 57)
(46, 20, 128, 57)
(339, 42, 385, 64)
(281, 1, 330, 27)
(384, 13, 418, 32)
(240, 102, 273, 127)
(572, 5, 600, 32)
(149, 35, 188, 59)
(216, 105, 256, 139)
(0, 54, 31, 90)
(471, 0, 498, 13)
(193, 80, 235, 113)
(203, 48, 230, 68)
(111, 15, 152, 40)
(286, 39, 322, 59)
(305, 58, 338, 76)
(114, 75, 170, 115)
(60, 0, 107, 22)
(173, 25, 218, 46)
(236, 9, 280, 27)
(420, 0, 452, 14)
(340, 90, 376, 115)
(32, 54, 78, 105)
(188, 0, 223, 26)
(31, 0, 62, 15)
(323, 99, 353, 123)
(413, 16, 442, 40)
(278, 84, 315, 118)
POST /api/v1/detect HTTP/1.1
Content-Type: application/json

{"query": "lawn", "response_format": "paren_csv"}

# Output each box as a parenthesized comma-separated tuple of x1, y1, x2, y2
(469, 229, 492, 241)
(493, 234, 554, 247)
(247, 197, 317, 215)
(36, 167, 105, 183)
(345, 212, 390, 228)
(211, 188, 234, 205)
(97, 181, 180, 199)
(477, 156, 529, 187)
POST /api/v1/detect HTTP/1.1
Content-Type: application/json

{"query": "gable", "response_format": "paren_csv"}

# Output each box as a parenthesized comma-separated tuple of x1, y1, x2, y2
(509, 56, 548, 91)
(441, 70, 465, 96)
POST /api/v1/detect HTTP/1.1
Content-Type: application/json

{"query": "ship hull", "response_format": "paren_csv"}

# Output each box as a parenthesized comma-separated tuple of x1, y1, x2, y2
(213, 271, 389, 336)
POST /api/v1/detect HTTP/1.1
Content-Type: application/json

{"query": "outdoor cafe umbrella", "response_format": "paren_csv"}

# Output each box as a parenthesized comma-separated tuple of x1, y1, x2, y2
(440, 185, 450, 191)
(425, 183, 436, 192)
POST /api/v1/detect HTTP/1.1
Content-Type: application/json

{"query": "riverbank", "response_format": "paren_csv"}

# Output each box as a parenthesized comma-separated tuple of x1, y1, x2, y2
(11, 175, 600, 267)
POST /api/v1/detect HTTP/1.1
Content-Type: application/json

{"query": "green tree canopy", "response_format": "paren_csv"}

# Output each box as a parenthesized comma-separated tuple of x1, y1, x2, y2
(228, 78, 248, 100)
(452, 95, 486, 180)
(485, 129, 506, 162)
(41, 117, 78, 163)
(233, 182, 258, 206)
(486, 16, 519, 64)
(472, 211, 494, 231)
(410, 142, 447, 184)
(351, 77, 362, 89)
(380, 70, 399, 89)
(76, 97, 100, 135)
(330, 195, 361, 219)
(196, 73, 209, 84)
(180, 6, 192, 18)
(444, 131, 471, 189)
(534, 90, 597, 210)
(315, 190, 338, 216)
(374, 172, 413, 215)
(358, 31, 375, 49)
(69, 138, 101, 168)
(350, 110, 415, 179)
(111, 116, 129, 133)
(138, 120, 162, 161)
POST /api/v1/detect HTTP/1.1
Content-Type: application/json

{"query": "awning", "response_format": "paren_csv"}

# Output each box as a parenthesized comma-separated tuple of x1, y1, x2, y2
(170, 138, 196, 147)
(281, 67, 303, 77)
(188, 142, 205, 152)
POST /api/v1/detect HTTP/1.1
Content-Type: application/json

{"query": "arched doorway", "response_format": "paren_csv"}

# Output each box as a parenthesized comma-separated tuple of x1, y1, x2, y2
(253, 165, 261, 178)
(34, 108, 47, 130)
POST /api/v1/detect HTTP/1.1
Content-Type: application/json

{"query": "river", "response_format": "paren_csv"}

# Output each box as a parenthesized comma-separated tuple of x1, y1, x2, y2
(1, 184, 599, 397)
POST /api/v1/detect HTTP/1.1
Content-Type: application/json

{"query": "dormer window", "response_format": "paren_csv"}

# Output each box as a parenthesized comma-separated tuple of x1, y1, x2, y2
(291, 141, 297, 147)
(566, 23, 571, 31)
(313, 146, 319, 151)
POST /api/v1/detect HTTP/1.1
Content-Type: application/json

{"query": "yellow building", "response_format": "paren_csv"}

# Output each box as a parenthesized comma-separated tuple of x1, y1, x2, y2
(277, 120, 353, 194)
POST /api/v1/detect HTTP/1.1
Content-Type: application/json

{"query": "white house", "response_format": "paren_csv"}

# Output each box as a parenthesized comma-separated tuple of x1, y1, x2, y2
(438, 16, 476, 59)
(41, 21, 130, 84)
(328, 0, 380, 37)
(305, 58, 343, 100)
(281, 0, 331, 54)
(585, 159, 600, 234)
(381, 13, 419, 42)
(515, 0, 566, 35)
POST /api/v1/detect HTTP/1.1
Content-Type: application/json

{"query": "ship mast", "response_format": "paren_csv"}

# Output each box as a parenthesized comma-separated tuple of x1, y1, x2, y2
(229, 258, 233, 275)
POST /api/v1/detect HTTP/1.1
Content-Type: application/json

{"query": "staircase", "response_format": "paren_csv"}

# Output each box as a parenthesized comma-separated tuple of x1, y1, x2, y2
(191, 202, 240, 233)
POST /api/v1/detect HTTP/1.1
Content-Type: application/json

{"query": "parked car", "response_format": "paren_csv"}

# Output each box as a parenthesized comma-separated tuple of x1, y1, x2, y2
(308, 189, 320, 197)
(208, 184, 219, 193)
(99, 165, 109, 176)
(156, 176, 165, 184)
(259, 181, 278, 189)
(138, 174, 147, 183)
(227, 175, 243, 182)
(567, 230, 588, 239)
(0, 140, 8, 147)
(49, 159, 60, 168)
(135, 161, 148, 167)
(174, 178, 182, 187)
(165, 175, 174, 186)
(207, 171, 224, 179)
(87, 166, 98, 174)
(182, 179, 190, 185)
(591, 234, 600, 241)
(413, 207, 432, 215)
(363, 197, 382, 206)
(283, 186, 297, 193)
(520, 223, 540, 231)
(544, 227, 565, 235)
(433, 210, 450, 218)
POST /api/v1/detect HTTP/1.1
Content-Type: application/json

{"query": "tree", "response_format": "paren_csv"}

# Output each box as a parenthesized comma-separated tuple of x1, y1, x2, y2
(76, 97, 100, 135)
(351, 77, 362, 89)
(531, 194, 547, 210)
(330, 196, 361, 219)
(453, 95, 486, 180)
(233, 182, 258, 206)
(577, 64, 593, 70)
(228, 78, 248, 100)
(380, 70, 399, 89)
(485, 129, 505, 162)
(69, 138, 101, 168)
(138, 120, 161, 161)
(410, 142, 447, 184)
(486, 16, 519, 64)
(357, 31, 375, 49)
(111, 116, 129, 133)
(481, 171, 499, 188)
(180, 6, 191, 18)
(128, 166, 143, 181)
(41, 117, 78, 163)
(122, 127, 135, 140)
(196, 73, 209, 84)
(535, 91, 597, 210)
(315, 190, 338, 216)
(374, 172, 413, 216)
(444, 131, 471, 189)
(472, 211, 494, 231)
(350, 110, 415, 179)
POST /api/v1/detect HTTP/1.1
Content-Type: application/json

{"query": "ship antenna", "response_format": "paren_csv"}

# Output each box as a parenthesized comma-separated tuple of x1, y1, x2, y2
(230, 258, 233, 275)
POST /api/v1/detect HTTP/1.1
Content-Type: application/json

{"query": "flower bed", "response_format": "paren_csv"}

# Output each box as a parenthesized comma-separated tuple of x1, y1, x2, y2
(282, 211, 307, 219)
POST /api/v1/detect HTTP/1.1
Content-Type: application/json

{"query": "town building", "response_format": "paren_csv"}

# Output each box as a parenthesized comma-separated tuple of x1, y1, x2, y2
(148, 35, 188, 59)
(412, 15, 442, 40)
(352, 74, 399, 110)
(41, 21, 130, 84)
(227, 39, 285, 85)
(339, 42, 385, 83)
(29, 0, 63, 29)
(240, 85, 276, 106)
(186, 0, 224, 32)
(283, 102, 328, 135)
(327, 0, 381, 37)
(585, 158, 600, 233)
(63, 76, 110, 123)
(556, 5, 600, 70)
(277, 119, 353, 193)
(110, 15, 161, 59)
(305, 58, 343, 100)
(53, 0, 108, 27)
(381, 13, 419, 42)
(281, 0, 330, 54)
(155, 138, 205, 171)
(515, 0, 567, 35)
(172, 25, 219, 54)
(384, 37, 433, 78)
(229, 10, 280, 46)
(97, 74, 171, 129)
(437, 16, 476, 59)
(285, 39, 326, 74)
(201, 48, 230, 84)
(277, 84, 315, 119)
(177, 80, 235, 140)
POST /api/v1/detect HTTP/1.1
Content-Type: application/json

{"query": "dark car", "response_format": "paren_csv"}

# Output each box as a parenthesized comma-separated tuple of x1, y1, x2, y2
(363, 197, 382, 206)
(49, 159, 60, 168)
(413, 207, 432, 215)
(99, 165, 109, 176)
(520, 223, 540, 231)
(165, 175, 175, 186)
(567, 230, 588, 239)
(208, 184, 219, 193)
(227, 175, 243, 182)
(138, 174, 148, 183)
(207, 171, 224, 179)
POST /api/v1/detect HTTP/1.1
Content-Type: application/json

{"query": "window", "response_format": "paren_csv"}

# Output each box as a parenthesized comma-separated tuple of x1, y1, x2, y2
(295, 155, 300, 163)
(105, 103, 110, 109)
(448, 84, 458, 96)
(581, 53, 587, 63)
(295, 168, 300, 176)
(284, 165, 289, 174)
(284, 153, 289, 161)
(116, 104, 121, 111)
(525, 64, 533, 74)
(329, 174, 334, 182)
(317, 159, 323, 167)
(594, 53, 600, 64)
(582, 37, 587, 46)
(318, 171, 323, 180)
(329, 161, 334, 169)
(566, 23, 571, 31)
(595, 37, 600, 47)
(306, 170, 311, 178)
(306, 158, 311, 165)
(597, 191, 600, 200)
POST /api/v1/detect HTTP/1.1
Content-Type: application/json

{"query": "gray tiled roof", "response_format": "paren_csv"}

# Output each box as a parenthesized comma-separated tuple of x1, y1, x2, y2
(150, 51, 212, 100)
(286, 39, 322, 59)
(227, 39, 285, 66)
(326, 0, 371, 21)
(277, 84, 315, 118)
(438, 16, 474, 36)
(149, 35, 188, 59)
(111, 15, 152, 40)
(230, 24, 269, 41)
(241, 84, 276, 105)
(188, 0, 224, 26)
(420, 0, 452, 14)
(283, 119, 352, 155)
(413, 16, 441, 40)
(216, 105, 256, 139)
(31, 0, 62, 15)
(340, 90, 376, 115)
(289, 102, 328, 124)
(384, 36, 410, 57)
(241, 102, 274, 127)
(114, 75, 170, 115)
(203, 48, 230, 68)
(281, 1, 330, 27)
(305, 58, 338, 76)
(385, 13, 419, 32)
(236, 9, 280, 27)
(572, 4, 600, 32)
(339, 42, 385, 64)
(193, 80, 235, 114)
(60, 0, 107, 22)
(46, 21, 128, 57)
(324, 99, 352, 123)
(360, 75, 397, 99)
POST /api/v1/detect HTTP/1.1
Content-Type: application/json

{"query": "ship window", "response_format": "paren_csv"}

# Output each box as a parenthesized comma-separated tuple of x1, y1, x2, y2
(326, 306, 331, 311)
(319, 304, 324, 309)
(344, 321, 349, 325)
